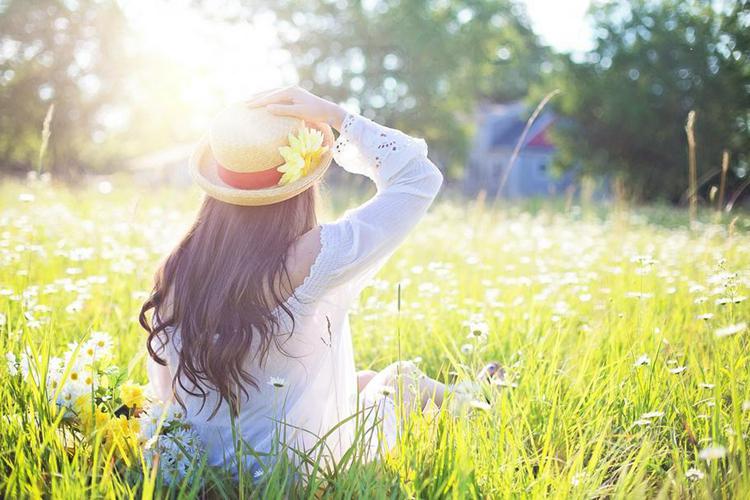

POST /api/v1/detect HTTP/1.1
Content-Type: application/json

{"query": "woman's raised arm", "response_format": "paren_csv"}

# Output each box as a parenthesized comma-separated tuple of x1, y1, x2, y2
(250, 87, 443, 302)
(295, 112, 443, 301)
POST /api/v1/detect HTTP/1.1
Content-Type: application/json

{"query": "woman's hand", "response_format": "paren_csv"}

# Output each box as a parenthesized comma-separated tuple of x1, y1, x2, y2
(245, 86, 347, 131)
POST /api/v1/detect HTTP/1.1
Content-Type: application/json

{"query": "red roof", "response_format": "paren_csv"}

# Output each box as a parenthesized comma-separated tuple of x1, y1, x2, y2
(526, 121, 555, 149)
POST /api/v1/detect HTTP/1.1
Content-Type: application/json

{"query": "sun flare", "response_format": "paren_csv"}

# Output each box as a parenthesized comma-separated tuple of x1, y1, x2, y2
(121, 0, 284, 113)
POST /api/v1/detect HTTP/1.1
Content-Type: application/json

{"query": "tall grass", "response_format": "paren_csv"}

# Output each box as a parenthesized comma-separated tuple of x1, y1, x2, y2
(685, 110, 698, 228)
(0, 179, 749, 498)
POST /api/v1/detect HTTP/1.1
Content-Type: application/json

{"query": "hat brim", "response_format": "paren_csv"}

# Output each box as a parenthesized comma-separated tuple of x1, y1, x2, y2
(189, 121, 335, 206)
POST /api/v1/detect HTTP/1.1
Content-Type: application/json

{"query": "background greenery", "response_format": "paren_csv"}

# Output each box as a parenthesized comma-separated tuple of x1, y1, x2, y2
(1, 0, 747, 201)
(543, 0, 749, 202)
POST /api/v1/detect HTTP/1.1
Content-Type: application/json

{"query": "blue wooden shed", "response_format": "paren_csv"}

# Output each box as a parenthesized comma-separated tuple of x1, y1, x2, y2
(464, 101, 575, 198)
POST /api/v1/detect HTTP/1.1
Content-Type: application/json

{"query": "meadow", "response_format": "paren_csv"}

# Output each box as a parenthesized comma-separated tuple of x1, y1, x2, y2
(1, 176, 749, 499)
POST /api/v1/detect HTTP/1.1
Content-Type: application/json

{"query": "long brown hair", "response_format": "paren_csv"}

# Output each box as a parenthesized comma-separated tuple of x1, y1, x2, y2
(139, 187, 318, 418)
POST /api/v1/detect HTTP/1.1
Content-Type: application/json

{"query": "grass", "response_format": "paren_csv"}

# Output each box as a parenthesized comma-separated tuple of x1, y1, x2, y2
(1, 177, 749, 498)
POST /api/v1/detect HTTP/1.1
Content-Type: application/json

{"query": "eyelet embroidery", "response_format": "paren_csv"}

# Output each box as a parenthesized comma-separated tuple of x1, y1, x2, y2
(333, 114, 357, 156)
(333, 113, 408, 170)
(342, 113, 356, 132)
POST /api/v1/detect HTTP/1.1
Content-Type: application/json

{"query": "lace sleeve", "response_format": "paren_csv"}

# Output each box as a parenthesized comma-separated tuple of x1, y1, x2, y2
(292, 114, 443, 303)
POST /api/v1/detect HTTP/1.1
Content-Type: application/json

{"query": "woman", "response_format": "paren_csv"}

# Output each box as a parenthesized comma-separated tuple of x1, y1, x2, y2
(139, 87, 483, 476)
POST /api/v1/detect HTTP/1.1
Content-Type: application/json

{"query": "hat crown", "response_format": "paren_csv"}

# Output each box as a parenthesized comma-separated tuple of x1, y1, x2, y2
(209, 105, 305, 174)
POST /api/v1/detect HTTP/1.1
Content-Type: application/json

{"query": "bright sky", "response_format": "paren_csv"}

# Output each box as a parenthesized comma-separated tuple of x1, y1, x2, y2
(522, 0, 594, 53)
(121, 0, 285, 104)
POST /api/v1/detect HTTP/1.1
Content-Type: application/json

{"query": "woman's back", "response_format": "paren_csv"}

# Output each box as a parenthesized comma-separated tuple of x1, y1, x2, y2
(144, 96, 443, 475)
(152, 281, 359, 471)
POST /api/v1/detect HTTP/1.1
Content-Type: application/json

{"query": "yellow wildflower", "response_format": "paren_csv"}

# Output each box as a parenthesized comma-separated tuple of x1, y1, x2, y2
(120, 381, 146, 409)
(74, 394, 92, 415)
(277, 127, 328, 186)
(105, 415, 139, 444)
(104, 415, 140, 466)
(74, 395, 110, 435)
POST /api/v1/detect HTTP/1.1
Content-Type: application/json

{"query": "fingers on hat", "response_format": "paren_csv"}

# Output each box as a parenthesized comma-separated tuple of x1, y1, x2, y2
(244, 88, 277, 105)
(246, 86, 296, 108)
(266, 104, 304, 117)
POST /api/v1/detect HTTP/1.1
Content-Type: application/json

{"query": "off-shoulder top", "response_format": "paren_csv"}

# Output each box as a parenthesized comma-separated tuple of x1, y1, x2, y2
(147, 112, 444, 474)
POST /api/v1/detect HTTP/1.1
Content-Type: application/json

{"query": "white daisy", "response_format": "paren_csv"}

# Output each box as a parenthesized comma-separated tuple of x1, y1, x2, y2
(373, 384, 395, 397)
(685, 468, 705, 481)
(715, 322, 747, 338)
(267, 376, 286, 389)
(466, 320, 489, 340)
(633, 354, 651, 367)
(641, 411, 664, 419)
(468, 399, 491, 411)
(698, 445, 727, 461)
(6, 352, 18, 376)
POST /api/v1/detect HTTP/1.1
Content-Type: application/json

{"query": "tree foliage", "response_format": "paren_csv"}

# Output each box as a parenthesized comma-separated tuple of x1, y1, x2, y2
(546, 0, 749, 202)
(2, 0, 747, 204)
(0, 0, 129, 176)
(260, 0, 549, 174)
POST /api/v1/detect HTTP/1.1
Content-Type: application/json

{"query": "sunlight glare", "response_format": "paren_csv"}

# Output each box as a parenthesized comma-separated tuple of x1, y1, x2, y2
(121, 0, 284, 112)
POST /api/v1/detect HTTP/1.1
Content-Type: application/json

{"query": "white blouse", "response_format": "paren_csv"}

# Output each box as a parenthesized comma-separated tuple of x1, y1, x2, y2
(147, 112, 444, 475)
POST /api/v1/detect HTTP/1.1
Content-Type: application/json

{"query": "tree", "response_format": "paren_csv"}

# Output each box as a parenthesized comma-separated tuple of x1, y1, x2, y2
(0, 0, 132, 176)
(250, 0, 549, 175)
(546, 0, 749, 202)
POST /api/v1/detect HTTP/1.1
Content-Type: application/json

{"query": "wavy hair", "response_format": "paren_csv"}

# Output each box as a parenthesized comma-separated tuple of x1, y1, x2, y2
(139, 188, 317, 418)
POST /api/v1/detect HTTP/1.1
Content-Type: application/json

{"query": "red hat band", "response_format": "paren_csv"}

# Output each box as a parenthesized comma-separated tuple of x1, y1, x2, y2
(215, 162, 283, 190)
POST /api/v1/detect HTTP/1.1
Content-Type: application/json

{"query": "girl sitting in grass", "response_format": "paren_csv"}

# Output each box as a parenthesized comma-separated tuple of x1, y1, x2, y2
(140, 87, 499, 477)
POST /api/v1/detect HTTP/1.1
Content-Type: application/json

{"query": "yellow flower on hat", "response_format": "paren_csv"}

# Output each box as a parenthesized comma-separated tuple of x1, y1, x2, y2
(277, 148, 305, 185)
(277, 127, 328, 186)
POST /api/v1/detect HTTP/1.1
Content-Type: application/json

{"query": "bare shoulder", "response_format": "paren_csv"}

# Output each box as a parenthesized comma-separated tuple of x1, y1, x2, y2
(280, 225, 323, 293)
(289, 225, 322, 275)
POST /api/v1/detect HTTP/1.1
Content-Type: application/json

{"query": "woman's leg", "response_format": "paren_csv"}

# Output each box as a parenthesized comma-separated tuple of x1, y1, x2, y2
(361, 361, 503, 417)
(365, 361, 448, 410)
(357, 370, 377, 392)
(416, 374, 448, 408)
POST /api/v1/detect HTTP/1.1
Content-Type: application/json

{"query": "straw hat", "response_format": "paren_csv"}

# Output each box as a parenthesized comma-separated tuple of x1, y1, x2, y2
(189, 104, 334, 206)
